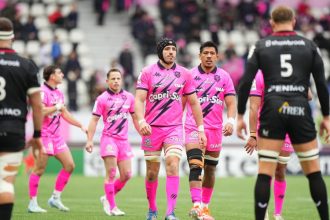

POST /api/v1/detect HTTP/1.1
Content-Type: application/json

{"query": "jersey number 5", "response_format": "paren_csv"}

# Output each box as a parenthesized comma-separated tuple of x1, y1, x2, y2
(0, 76, 6, 101)
(280, 54, 293, 77)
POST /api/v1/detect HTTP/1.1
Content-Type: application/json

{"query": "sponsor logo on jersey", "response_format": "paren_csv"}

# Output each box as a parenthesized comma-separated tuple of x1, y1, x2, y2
(0, 59, 20, 67)
(174, 83, 184, 88)
(199, 95, 223, 105)
(0, 108, 21, 116)
(149, 91, 180, 102)
(267, 85, 305, 93)
(278, 102, 305, 116)
(265, 40, 305, 47)
(107, 112, 129, 122)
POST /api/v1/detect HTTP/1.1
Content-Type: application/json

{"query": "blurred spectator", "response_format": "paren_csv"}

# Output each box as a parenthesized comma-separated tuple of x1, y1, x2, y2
(221, 46, 244, 92)
(48, 4, 65, 27)
(0, 0, 17, 22)
(65, 2, 79, 30)
(22, 15, 38, 42)
(94, 0, 110, 26)
(39, 41, 52, 68)
(64, 50, 81, 111)
(51, 36, 62, 64)
(87, 69, 106, 107)
(13, 15, 23, 40)
(119, 43, 135, 89)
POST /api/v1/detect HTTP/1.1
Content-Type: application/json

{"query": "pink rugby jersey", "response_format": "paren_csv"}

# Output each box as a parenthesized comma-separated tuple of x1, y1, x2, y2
(93, 89, 134, 140)
(136, 61, 195, 126)
(250, 71, 292, 144)
(185, 66, 236, 130)
(41, 83, 65, 136)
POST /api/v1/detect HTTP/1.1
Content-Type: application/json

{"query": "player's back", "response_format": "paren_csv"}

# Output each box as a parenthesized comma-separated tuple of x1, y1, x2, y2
(256, 31, 316, 100)
(0, 48, 39, 134)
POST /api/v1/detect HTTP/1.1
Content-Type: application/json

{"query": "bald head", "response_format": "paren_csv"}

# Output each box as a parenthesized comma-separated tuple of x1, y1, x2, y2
(0, 17, 14, 40)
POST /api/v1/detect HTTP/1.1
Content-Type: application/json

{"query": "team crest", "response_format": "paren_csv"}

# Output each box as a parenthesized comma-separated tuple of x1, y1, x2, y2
(214, 75, 221, 82)
(174, 71, 181, 78)
(145, 138, 151, 147)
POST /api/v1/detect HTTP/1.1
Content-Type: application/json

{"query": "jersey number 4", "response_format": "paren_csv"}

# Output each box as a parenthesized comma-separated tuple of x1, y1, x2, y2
(0, 76, 6, 101)
(280, 54, 293, 77)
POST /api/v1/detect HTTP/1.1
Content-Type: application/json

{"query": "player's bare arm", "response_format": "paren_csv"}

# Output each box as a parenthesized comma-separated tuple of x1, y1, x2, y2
(61, 107, 87, 133)
(187, 92, 207, 147)
(135, 89, 152, 136)
(85, 115, 99, 153)
(223, 95, 236, 136)
(246, 96, 260, 155)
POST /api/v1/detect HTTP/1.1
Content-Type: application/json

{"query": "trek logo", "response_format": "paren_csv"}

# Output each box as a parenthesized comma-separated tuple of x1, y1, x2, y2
(199, 95, 223, 105)
(154, 72, 161, 77)
(278, 102, 305, 116)
(149, 91, 180, 102)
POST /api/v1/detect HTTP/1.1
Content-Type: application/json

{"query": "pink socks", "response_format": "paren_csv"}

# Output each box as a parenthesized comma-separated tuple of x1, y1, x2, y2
(28, 173, 40, 198)
(202, 187, 214, 205)
(190, 187, 202, 204)
(104, 183, 116, 209)
(274, 180, 287, 215)
(146, 179, 158, 211)
(54, 169, 71, 192)
(166, 176, 179, 215)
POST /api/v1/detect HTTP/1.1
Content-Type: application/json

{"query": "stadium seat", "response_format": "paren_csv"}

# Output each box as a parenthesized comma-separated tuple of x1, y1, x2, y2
(145, 54, 158, 66)
(35, 16, 51, 30)
(42, 0, 57, 4)
(235, 44, 247, 57)
(26, 41, 41, 56)
(12, 40, 26, 55)
(58, 0, 73, 4)
(186, 42, 200, 56)
(79, 56, 93, 69)
(16, 2, 30, 17)
(54, 28, 69, 42)
(218, 30, 229, 45)
(200, 30, 211, 43)
(60, 42, 73, 56)
(77, 43, 89, 56)
(245, 30, 259, 45)
(30, 4, 45, 17)
(46, 4, 57, 16)
(61, 4, 72, 17)
(69, 28, 85, 43)
(229, 30, 244, 45)
(38, 29, 54, 43)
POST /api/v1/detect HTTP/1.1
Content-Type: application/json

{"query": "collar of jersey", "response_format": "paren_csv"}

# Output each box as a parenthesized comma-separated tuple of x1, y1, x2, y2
(0, 48, 15, 53)
(44, 82, 57, 90)
(107, 88, 123, 95)
(272, 31, 296, 36)
(198, 65, 217, 74)
(157, 61, 176, 70)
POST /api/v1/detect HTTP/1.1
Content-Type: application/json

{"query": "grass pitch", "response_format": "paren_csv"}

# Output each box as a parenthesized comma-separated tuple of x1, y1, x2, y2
(12, 175, 330, 220)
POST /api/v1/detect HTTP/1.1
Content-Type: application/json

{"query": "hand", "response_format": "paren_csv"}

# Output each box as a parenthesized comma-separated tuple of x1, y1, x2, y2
(27, 138, 43, 159)
(223, 122, 234, 136)
(319, 116, 330, 143)
(198, 131, 207, 149)
(236, 117, 247, 140)
(139, 121, 152, 136)
(85, 141, 93, 153)
(80, 126, 88, 134)
(245, 136, 257, 155)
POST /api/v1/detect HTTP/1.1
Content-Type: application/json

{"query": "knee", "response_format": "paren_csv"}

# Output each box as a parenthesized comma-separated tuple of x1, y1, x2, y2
(121, 171, 132, 182)
(187, 149, 203, 182)
(107, 168, 117, 182)
(63, 162, 75, 173)
(275, 166, 286, 181)
(33, 167, 46, 176)
(166, 162, 179, 175)
(146, 169, 158, 181)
